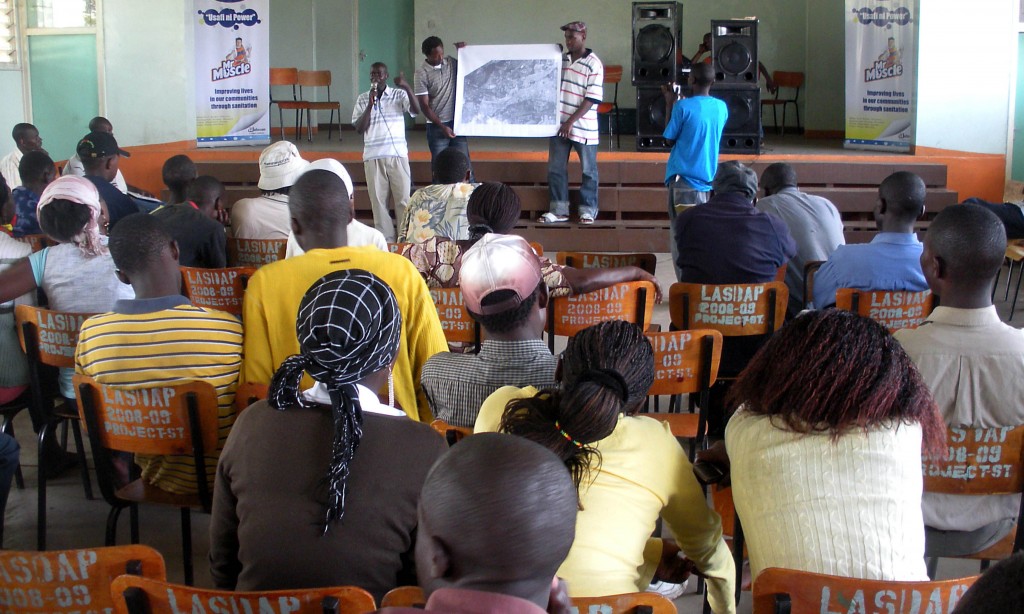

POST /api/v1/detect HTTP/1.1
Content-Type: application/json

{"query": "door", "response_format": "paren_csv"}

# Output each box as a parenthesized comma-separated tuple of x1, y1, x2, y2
(357, 0, 414, 124)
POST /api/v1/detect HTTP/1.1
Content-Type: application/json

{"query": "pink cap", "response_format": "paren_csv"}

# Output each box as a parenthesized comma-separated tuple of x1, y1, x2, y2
(461, 234, 542, 315)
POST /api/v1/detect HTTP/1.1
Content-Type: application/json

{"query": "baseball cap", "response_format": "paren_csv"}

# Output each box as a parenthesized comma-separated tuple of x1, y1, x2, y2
(712, 161, 758, 198)
(257, 141, 310, 191)
(76, 131, 130, 159)
(561, 21, 587, 33)
(461, 233, 543, 315)
(304, 158, 354, 201)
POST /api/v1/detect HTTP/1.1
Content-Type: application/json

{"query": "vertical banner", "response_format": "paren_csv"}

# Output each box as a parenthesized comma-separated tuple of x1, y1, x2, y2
(194, 0, 270, 147)
(844, 1, 918, 152)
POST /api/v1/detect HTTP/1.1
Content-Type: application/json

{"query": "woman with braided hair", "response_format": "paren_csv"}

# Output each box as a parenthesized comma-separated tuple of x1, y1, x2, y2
(474, 320, 736, 613)
(210, 269, 446, 601)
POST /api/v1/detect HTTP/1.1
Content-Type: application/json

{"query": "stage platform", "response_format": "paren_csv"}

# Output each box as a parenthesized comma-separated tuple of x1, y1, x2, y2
(118, 130, 1005, 253)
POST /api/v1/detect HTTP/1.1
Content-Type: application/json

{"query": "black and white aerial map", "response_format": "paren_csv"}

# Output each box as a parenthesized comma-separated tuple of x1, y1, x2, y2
(455, 44, 562, 137)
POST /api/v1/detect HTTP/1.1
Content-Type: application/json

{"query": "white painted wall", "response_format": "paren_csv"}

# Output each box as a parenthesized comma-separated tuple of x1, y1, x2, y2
(313, 0, 359, 126)
(916, 0, 1015, 154)
(0, 70, 26, 157)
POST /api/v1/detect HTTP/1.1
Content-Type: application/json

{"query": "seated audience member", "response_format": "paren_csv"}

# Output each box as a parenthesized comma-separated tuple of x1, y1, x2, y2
(894, 204, 1024, 558)
(284, 158, 387, 257)
(400, 182, 661, 300)
(11, 150, 55, 237)
(231, 141, 308, 240)
(160, 154, 198, 206)
(950, 552, 1024, 613)
(476, 320, 735, 612)
(0, 176, 134, 401)
(241, 170, 447, 421)
(960, 196, 1024, 240)
(0, 123, 43, 189)
(75, 213, 242, 495)
(421, 234, 557, 427)
(756, 162, 844, 316)
(725, 309, 944, 582)
(813, 170, 928, 309)
(153, 175, 227, 268)
(0, 174, 31, 406)
(211, 270, 446, 600)
(379, 433, 578, 614)
(397, 147, 476, 243)
(62, 117, 129, 194)
(78, 131, 140, 228)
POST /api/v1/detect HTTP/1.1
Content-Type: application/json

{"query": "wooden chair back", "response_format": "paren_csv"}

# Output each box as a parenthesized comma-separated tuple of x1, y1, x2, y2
(297, 69, 332, 88)
(13, 233, 49, 252)
(835, 288, 934, 331)
(226, 237, 287, 268)
(774, 263, 787, 282)
(668, 281, 787, 337)
(570, 592, 676, 613)
(0, 545, 165, 614)
(15, 304, 95, 369)
(603, 64, 624, 86)
(558, 251, 657, 275)
(381, 586, 425, 608)
(179, 266, 255, 316)
(269, 67, 299, 87)
(234, 381, 268, 414)
(772, 70, 805, 91)
(751, 567, 977, 614)
(111, 576, 377, 614)
(430, 286, 481, 351)
(923, 424, 1024, 558)
(430, 419, 473, 447)
(547, 281, 657, 353)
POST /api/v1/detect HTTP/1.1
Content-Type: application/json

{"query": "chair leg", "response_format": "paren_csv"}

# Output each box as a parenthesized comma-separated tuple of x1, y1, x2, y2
(306, 110, 313, 142)
(181, 507, 194, 586)
(36, 424, 48, 550)
(328, 109, 335, 140)
(772, 105, 779, 135)
(732, 514, 745, 605)
(1005, 260, 1016, 301)
(2, 418, 24, 490)
(781, 104, 787, 137)
(793, 101, 801, 133)
(992, 265, 1002, 302)
(1009, 264, 1024, 322)
(59, 420, 68, 451)
(130, 503, 140, 544)
(278, 107, 285, 141)
(70, 420, 93, 500)
(105, 505, 125, 546)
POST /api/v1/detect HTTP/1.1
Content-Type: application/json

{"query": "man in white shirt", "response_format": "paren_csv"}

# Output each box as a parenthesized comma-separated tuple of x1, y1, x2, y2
(352, 62, 421, 241)
(0, 123, 43, 189)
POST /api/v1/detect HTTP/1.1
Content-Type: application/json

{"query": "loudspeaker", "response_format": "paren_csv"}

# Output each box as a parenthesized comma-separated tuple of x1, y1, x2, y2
(631, 2, 683, 85)
(711, 85, 761, 154)
(635, 86, 671, 151)
(712, 19, 758, 84)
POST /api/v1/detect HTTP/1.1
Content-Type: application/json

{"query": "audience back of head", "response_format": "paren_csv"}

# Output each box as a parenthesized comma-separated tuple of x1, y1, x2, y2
(289, 169, 353, 232)
(18, 150, 55, 189)
(187, 175, 224, 213)
(466, 182, 521, 239)
(107, 212, 175, 278)
(432, 147, 471, 185)
(760, 162, 798, 195)
(879, 170, 926, 222)
(88, 116, 113, 133)
(924, 203, 1006, 293)
(162, 154, 198, 200)
(952, 552, 1024, 613)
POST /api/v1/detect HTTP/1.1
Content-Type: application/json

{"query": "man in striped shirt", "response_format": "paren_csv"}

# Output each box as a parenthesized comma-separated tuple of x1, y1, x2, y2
(540, 21, 603, 225)
(76, 213, 243, 495)
(352, 62, 421, 242)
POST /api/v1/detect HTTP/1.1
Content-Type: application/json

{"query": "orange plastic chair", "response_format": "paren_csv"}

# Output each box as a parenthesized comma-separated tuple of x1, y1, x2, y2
(759, 70, 804, 135)
(269, 67, 309, 141)
(74, 375, 220, 586)
(381, 586, 425, 608)
(529, 241, 544, 257)
(572, 592, 676, 613)
(751, 567, 977, 614)
(111, 576, 376, 614)
(802, 260, 824, 312)
(234, 381, 268, 414)
(0, 545, 165, 614)
(14, 304, 96, 550)
(430, 419, 473, 447)
(388, 241, 412, 253)
(669, 281, 787, 338)
(179, 266, 255, 317)
(596, 64, 623, 148)
(12, 233, 49, 252)
(430, 286, 481, 352)
(558, 251, 657, 275)
(923, 424, 1024, 573)
(835, 288, 934, 332)
(227, 237, 288, 268)
(298, 70, 342, 141)
(546, 280, 657, 353)
(774, 262, 787, 283)
(638, 329, 722, 461)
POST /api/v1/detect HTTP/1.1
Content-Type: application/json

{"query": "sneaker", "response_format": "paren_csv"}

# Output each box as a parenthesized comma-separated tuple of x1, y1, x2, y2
(646, 578, 690, 600)
(538, 212, 569, 224)
(579, 214, 595, 225)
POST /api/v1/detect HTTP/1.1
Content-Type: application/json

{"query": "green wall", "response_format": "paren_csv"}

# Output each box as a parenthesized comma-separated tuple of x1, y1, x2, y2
(28, 34, 98, 160)
(1014, 32, 1024, 181)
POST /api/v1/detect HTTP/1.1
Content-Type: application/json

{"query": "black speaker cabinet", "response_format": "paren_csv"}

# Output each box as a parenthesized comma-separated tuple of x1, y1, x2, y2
(632, 2, 683, 85)
(711, 85, 761, 154)
(635, 86, 671, 151)
(712, 19, 758, 84)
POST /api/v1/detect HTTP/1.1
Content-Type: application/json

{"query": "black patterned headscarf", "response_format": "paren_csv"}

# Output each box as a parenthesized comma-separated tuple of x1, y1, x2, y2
(268, 269, 403, 533)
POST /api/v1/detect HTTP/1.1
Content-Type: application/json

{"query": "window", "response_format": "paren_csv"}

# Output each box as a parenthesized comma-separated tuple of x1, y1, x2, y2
(0, 1, 16, 65)
(27, 0, 96, 29)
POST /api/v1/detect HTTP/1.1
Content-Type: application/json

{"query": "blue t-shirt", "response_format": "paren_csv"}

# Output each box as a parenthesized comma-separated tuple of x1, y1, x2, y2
(812, 232, 927, 309)
(663, 95, 728, 189)
(11, 187, 41, 236)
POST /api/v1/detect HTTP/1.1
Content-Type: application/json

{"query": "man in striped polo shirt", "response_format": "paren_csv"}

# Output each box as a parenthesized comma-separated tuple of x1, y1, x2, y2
(353, 62, 422, 242)
(540, 21, 603, 225)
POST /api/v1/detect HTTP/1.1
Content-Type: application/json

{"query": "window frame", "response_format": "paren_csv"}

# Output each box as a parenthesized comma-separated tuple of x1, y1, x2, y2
(0, 0, 19, 68)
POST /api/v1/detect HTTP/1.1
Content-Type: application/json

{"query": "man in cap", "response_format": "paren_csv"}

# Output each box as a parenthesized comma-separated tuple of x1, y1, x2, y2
(0, 123, 44, 189)
(420, 233, 557, 427)
(78, 130, 140, 229)
(539, 21, 604, 226)
(414, 36, 473, 182)
(230, 141, 310, 240)
(62, 117, 130, 193)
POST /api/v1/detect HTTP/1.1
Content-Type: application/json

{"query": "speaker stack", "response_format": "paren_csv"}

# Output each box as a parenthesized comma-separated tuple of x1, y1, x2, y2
(632, 1, 682, 151)
(710, 18, 760, 154)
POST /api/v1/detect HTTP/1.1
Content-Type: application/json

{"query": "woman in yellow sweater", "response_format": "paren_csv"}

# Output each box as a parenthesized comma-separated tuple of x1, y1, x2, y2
(474, 320, 735, 613)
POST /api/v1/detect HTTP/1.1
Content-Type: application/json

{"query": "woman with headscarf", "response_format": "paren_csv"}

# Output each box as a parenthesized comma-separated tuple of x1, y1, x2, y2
(209, 269, 447, 602)
(0, 175, 134, 401)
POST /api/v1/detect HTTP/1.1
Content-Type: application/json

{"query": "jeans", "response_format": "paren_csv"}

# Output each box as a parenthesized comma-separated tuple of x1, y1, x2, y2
(426, 121, 474, 183)
(667, 176, 711, 280)
(547, 137, 599, 219)
(0, 432, 18, 545)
